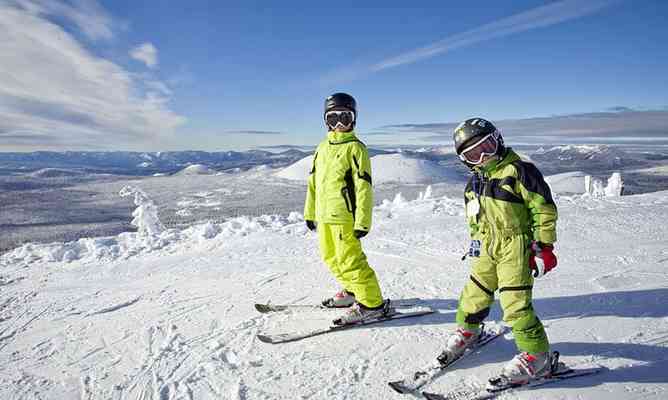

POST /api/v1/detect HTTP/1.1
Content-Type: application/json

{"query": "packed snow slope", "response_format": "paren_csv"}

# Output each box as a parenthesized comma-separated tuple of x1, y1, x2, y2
(1, 189, 668, 399)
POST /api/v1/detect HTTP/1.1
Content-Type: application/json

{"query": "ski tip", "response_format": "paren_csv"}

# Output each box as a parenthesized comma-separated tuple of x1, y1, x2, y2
(256, 334, 275, 344)
(422, 392, 446, 400)
(387, 381, 412, 394)
(254, 304, 271, 313)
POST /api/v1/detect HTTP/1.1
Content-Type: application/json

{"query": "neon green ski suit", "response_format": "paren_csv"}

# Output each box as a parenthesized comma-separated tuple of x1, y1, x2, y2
(456, 148, 557, 354)
(304, 130, 383, 308)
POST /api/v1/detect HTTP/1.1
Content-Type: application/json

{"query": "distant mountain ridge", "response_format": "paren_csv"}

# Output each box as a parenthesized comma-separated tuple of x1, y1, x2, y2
(0, 150, 310, 176)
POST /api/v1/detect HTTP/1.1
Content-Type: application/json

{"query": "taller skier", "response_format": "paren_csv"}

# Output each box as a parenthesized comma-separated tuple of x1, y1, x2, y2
(304, 93, 390, 325)
(444, 118, 559, 384)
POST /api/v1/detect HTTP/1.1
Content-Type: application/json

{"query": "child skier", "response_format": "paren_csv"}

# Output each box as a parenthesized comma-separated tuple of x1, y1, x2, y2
(303, 92, 390, 325)
(445, 117, 559, 384)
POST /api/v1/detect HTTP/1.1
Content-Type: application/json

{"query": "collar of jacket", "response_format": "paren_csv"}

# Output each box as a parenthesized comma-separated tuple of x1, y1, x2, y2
(473, 148, 520, 175)
(327, 130, 359, 144)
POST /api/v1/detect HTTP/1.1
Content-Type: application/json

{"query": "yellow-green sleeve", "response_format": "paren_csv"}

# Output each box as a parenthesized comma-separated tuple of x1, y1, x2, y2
(350, 144, 373, 232)
(303, 152, 317, 221)
(515, 163, 558, 244)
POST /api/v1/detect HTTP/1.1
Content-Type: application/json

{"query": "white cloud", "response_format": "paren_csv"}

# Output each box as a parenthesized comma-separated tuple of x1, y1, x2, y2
(130, 42, 158, 69)
(8, 0, 114, 41)
(371, 0, 618, 72)
(0, 3, 185, 150)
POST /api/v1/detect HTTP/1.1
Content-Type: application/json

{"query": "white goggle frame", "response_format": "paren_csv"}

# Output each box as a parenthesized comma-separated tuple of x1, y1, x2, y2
(325, 110, 356, 130)
(457, 132, 499, 165)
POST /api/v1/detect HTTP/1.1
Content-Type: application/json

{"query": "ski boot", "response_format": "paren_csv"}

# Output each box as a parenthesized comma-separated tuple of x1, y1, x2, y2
(436, 325, 482, 365)
(487, 351, 566, 390)
(322, 289, 355, 308)
(332, 299, 392, 325)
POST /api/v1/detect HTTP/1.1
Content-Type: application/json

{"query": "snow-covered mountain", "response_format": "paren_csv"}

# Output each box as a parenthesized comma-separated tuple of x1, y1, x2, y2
(372, 154, 464, 184)
(0, 150, 309, 176)
(174, 164, 216, 176)
(531, 144, 637, 172)
(28, 168, 87, 178)
(1, 186, 667, 399)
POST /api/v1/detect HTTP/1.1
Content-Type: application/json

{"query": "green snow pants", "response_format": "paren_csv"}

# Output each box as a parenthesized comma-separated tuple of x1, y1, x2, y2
(318, 222, 383, 308)
(455, 232, 549, 354)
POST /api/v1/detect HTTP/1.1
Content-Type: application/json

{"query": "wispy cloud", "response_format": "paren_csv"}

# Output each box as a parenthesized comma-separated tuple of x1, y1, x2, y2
(379, 123, 459, 133)
(8, 0, 114, 41)
(322, 0, 620, 84)
(223, 130, 286, 135)
(0, 1, 185, 150)
(358, 131, 406, 136)
(607, 106, 634, 112)
(376, 109, 668, 144)
(130, 42, 158, 68)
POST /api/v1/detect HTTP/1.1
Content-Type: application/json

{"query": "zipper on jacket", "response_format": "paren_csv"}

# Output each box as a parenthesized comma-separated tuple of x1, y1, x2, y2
(476, 170, 497, 262)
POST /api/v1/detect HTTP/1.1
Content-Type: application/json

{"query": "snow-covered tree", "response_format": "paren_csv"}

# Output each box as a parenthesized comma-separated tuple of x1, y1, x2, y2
(119, 186, 165, 237)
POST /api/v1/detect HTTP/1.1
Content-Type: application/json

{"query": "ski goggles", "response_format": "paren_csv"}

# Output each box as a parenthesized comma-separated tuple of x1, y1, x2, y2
(458, 132, 499, 165)
(325, 110, 355, 130)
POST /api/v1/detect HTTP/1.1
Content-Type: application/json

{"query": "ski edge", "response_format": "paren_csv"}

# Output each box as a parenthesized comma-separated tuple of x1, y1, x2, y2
(254, 298, 423, 313)
(256, 309, 435, 344)
(421, 367, 604, 400)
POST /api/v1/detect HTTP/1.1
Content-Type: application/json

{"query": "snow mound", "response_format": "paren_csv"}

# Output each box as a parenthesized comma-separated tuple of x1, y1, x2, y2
(28, 168, 84, 178)
(376, 187, 462, 219)
(372, 154, 458, 184)
(545, 171, 588, 194)
(275, 154, 459, 184)
(274, 155, 313, 181)
(175, 164, 215, 175)
(0, 213, 306, 265)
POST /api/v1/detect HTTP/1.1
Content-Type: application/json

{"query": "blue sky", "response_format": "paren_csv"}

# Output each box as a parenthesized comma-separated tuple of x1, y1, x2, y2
(1, 0, 667, 151)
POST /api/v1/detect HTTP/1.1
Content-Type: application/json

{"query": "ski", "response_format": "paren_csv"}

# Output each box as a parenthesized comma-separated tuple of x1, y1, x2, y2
(422, 364, 603, 399)
(388, 325, 508, 394)
(256, 308, 434, 344)
(254, 298, 421, 313)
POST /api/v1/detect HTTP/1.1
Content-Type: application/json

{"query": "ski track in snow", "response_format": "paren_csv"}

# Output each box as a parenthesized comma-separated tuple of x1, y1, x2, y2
(1, 191, 668, 399)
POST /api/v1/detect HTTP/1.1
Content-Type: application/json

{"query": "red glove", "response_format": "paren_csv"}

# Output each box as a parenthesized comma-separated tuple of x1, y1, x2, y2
(529, 241, 557, 278)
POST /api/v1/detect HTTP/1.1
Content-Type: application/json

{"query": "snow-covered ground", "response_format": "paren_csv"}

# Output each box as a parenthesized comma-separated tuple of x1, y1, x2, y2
(1, 185, 667, 399)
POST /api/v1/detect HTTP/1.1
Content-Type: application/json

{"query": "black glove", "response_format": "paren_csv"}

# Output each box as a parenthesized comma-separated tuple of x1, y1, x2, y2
(305, 220, 316, 231)
(354, 229, 368, 239)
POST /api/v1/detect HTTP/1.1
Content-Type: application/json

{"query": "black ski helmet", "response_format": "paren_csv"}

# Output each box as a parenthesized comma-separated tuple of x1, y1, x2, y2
(324, 92, 356, 114)
(453, 117, 504, 160)
(324, 92, 357, 131)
